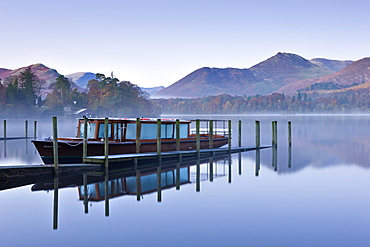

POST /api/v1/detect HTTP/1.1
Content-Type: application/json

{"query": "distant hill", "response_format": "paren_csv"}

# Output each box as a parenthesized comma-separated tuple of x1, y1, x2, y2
(66, 72, 96, 88)
(0, 68, 12, 79)
(241, 52, 334, 95)
(154, 52, 336, 98)
(0, 64, 84, 96)
(153, 67, 259, 98)
(0, 63, 60, 87)
(310, 58, 353, 72)
(276, 57, 370, 95)
(141, 86, 165, 96)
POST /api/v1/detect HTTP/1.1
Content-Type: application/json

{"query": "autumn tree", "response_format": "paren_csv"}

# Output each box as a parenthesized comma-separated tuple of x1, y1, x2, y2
(5, 77, 21, 104)
(87, 73, 158, 117)
(45, 75, 74, 114)
(19, 67, 38, 106)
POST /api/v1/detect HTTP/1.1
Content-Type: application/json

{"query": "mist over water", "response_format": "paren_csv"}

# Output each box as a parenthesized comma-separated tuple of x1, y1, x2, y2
(1, 114, 370, 247)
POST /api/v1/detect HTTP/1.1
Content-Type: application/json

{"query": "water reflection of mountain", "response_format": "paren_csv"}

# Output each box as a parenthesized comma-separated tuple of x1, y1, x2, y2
(256, 115, 370, 173)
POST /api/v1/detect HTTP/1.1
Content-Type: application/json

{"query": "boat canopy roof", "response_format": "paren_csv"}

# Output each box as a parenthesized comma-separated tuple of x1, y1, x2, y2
(79, 117, 191, 123)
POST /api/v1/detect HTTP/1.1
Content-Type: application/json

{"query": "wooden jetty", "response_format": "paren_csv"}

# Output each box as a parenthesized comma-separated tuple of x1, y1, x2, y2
(0, 117, 291, 178)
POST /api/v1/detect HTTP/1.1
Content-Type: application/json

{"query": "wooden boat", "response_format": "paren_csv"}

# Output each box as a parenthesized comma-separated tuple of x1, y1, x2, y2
(32, 117, 229, 164)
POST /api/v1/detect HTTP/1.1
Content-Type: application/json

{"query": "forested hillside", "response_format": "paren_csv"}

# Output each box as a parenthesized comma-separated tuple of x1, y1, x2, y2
(0, 70, 160, 117)
(153, 90, 370, 114)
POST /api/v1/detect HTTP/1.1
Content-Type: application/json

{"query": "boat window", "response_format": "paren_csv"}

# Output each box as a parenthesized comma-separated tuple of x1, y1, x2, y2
(126, 122, 189, 139)
(174, 124, 189, 138)
(113, 123, 123, 140)
(161, 124, 174, 139)
(141, 124, 157, 139)
(79, 184, 97, 198)
(140, 123, 174, 139)
(98, 181, 112, 197)
(79, 122, 96, 139)
(126, 123, 136, 139)
(98, 123, 112, 139)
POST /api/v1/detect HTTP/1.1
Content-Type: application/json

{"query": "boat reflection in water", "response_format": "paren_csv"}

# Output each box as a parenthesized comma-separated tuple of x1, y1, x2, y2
(77, 166, 192, 202)
(31, 153, 231, 228)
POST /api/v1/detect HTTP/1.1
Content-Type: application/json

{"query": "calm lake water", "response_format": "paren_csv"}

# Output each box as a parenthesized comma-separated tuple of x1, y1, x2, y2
(1, 114, 370, 247)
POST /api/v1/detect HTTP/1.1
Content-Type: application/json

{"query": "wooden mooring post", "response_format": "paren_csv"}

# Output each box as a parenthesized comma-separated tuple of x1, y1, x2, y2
(104, 117, 110, 216)
(103, 120, 110, 217)
(228, 120, 232, 151)
(136, 117, 141, 153)
(25, 120, 28, 139)
(272, 121, 277, 147)
(3, 120, 6, 141)
(196, 119, 200, 153)
(176, 119, 180, 151)
(255, 120, 260, 148)
(52, 117, 58, 173)
(34, 121, 37, 140)
(104, 117, 109, 169)
(288, 120, 292, 168)
(238, 120, 242, 147)
(288, 121, 292, 146)
(157, 119, 161, 155)
(24, 120, 28, 139)
(209, 120, 213, 149)
(83, 117, 88, 163)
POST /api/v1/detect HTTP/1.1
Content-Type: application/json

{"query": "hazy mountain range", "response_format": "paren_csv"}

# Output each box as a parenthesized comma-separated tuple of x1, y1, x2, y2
(0, 65, 163, 97)
(0, 64, 85, 96)
(2, 52, 369, 99)
(153, 52, 356, 98)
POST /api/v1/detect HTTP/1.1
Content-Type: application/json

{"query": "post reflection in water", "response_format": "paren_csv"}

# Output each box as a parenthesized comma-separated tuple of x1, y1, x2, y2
(255, 148, 260, 176)
(228, 154, 232, 183)
(288, 145, 292, 169)
(136, 170, 141, 201)
(83, 174, 88, 214)
(238, 153, 242, 175)
(25, 138, 28, 155)
(209, 157, 214, 182)
(272, 147, 278, 172)
(196, 159, 200, 192)
(157, 156, 162, 202)
(175, 162, 181, 190)
(3, 139, 6, 158)
(53, 174, 59, 230)
(157, 165, 162, 202)
(104, 166, 109, 217)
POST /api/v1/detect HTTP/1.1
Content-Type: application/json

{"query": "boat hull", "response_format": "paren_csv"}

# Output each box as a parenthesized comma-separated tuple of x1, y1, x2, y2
(32, 138, 229, 164)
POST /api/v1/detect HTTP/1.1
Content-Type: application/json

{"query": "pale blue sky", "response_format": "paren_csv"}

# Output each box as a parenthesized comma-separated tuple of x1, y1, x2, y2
(1, 0, 369, 87)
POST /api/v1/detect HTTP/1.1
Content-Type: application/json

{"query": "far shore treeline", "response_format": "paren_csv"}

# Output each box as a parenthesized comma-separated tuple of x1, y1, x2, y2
(1, 68, 370, 118)
(0, 69, 160, 118)
(154, 90, 370, 114)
